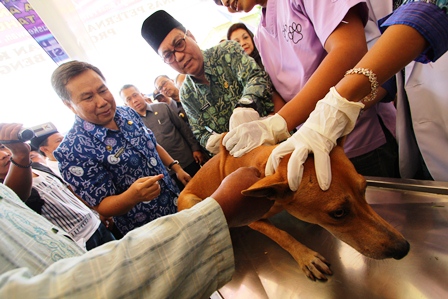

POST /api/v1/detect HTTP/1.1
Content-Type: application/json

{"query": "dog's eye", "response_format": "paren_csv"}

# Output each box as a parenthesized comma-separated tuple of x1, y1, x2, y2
(330, 208, 347, 219)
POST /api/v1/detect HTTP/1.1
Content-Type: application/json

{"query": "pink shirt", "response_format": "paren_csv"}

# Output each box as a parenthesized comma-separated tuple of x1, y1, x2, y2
(255, 0, 397, 158)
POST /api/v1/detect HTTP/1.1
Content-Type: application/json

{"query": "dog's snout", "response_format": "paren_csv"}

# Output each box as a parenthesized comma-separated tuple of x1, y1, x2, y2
(391, 240, 410, 260)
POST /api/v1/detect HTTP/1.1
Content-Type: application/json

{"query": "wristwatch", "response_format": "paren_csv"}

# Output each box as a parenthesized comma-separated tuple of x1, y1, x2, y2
(168, 160, 180, 170)
(234, 97, 258, 110)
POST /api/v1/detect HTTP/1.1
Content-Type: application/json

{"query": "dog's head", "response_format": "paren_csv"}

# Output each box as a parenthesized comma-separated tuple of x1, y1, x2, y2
(242, 144, 410, 260)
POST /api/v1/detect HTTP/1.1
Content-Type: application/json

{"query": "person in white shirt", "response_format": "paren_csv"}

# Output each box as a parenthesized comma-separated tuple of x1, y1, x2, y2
(0, 122, 273, 299)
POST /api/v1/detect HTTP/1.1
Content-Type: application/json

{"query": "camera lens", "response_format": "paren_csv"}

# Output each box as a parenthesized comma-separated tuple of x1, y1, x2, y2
(17, 128, 35, 142)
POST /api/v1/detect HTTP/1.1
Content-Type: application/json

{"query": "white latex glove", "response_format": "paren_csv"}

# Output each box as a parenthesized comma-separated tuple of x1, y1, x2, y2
(205, 133, 224, 155)
(229, 107, 260, 130)
(223, 113, 291, 157)
(265, 87, 365, 191)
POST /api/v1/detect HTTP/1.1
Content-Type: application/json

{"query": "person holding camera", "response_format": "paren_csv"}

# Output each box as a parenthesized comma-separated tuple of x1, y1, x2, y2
(1, 126, 115, 250)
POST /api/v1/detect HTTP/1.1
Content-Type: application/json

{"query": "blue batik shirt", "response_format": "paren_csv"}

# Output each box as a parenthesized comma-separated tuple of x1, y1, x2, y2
(54, 106, 179, 235)
(380, 0, 448, 63)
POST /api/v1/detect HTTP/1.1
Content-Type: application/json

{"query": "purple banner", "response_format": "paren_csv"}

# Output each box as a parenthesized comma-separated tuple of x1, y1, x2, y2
(1, 0, 69, 63)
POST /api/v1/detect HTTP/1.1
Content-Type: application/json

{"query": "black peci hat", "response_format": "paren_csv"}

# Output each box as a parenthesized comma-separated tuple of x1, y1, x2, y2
(141, 10, 185, 53)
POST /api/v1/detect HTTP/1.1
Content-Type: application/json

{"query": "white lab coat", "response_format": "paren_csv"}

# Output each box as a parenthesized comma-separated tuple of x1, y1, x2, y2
(396, 52, 448, 181)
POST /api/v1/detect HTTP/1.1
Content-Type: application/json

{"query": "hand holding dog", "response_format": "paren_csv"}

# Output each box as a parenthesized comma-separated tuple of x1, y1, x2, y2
(266, 88, 364, 191)
(223, 114, 290, 157)
(211, 167, 273, 228)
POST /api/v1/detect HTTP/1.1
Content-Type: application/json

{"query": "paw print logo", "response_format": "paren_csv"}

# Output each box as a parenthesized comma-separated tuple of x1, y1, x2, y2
(288, 22, 303, 44)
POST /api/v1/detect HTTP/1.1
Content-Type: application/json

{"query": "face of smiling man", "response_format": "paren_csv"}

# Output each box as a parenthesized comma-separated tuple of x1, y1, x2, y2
(64, 69, 118, 130)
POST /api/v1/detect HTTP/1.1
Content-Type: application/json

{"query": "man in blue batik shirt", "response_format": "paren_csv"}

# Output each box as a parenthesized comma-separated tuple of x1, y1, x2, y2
(51, 61, 191, 236)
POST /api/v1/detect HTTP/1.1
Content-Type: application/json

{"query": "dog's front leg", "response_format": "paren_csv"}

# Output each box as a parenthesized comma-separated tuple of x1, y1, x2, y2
(249, 219, 332, 281)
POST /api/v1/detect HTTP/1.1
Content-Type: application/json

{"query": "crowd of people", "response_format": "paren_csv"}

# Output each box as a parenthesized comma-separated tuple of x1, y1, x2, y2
(1, 0, 447, 297)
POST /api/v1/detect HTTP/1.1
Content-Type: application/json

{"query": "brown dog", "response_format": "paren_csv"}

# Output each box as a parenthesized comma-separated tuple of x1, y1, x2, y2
(178, 141, 410, 281)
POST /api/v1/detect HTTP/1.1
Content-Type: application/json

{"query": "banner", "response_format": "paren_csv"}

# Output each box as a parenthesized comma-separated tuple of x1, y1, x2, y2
(1, 0, 69, 63)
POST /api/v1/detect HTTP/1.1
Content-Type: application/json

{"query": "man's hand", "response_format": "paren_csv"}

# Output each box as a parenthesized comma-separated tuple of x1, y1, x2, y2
(128, 174, 164, 203)
(0, 123, 32, 201)
(0, 123, 31, 157)
(211, 167, 273, 228)
(173, 165, 192, 186)
(192, 150, 209, 165)
(223, 114, 291, 157)
(265, 87, 364, 191)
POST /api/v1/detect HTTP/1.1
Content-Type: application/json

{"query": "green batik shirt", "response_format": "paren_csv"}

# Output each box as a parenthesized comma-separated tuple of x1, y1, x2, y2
(179, 40, 274, 149)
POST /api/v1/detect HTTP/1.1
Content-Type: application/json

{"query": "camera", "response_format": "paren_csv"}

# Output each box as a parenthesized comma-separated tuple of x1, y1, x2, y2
(1, 122, 57, 144)
(17, 128, 35, 142)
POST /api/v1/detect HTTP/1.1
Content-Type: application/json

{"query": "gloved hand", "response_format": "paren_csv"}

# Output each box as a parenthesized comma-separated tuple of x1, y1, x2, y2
(223, 113, 291, 157)
(205, 133, 224, 155)
(229, 107, 260, 130)
(265, 87, 365, 191)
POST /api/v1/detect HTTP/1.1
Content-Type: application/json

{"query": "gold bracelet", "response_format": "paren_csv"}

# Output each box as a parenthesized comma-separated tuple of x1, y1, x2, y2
(344, 68, 379, 102)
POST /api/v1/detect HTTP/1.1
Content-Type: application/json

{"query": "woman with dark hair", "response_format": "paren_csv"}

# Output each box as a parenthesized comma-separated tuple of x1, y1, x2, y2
(227, 22, 286, 112)
(227, 23, 263, 68)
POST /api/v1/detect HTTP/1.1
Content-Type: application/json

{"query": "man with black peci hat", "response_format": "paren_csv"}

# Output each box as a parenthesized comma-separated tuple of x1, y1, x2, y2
(141, 10, 279, 155)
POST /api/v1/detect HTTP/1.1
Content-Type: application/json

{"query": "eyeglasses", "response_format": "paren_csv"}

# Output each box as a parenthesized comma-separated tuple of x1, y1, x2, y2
(157, 80, 169, 92)
(162, 31, 187, 64)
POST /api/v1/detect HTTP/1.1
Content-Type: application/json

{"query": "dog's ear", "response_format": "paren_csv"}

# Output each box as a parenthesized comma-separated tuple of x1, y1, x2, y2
(242, 175, 291, 200)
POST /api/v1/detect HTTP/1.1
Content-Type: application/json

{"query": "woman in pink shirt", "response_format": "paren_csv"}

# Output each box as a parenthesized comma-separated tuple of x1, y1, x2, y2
(217, 0, 399, 181)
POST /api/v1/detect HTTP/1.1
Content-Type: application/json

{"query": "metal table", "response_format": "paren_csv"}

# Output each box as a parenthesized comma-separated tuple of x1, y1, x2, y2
(215, 178, 448, 299)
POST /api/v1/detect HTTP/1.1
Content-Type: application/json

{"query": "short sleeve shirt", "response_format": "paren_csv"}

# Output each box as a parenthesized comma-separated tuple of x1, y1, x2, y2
(54, 107, 178, 235)
(256, 0, 367, 101)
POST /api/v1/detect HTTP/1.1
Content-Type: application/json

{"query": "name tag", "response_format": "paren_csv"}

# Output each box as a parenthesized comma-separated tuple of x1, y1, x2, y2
(200, 102, 211, 111)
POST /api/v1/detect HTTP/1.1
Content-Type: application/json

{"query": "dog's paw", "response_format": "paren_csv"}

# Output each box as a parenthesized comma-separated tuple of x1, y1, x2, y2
(299, 251, 332, 281)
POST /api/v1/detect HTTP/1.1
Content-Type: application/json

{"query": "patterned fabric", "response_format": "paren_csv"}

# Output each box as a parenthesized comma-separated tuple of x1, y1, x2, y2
(399, 0, 448, 11)
(380, 1, 448, 63)
(32, 169, 100, 248)
(180, 40, 274, 148)
(0, 197, 234, 299)
(0, 183, 84, 276)
(54, 106, 178, 235)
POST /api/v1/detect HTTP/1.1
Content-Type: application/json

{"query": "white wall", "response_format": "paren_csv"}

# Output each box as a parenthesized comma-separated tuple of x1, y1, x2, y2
(0, 0, 259, 132)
